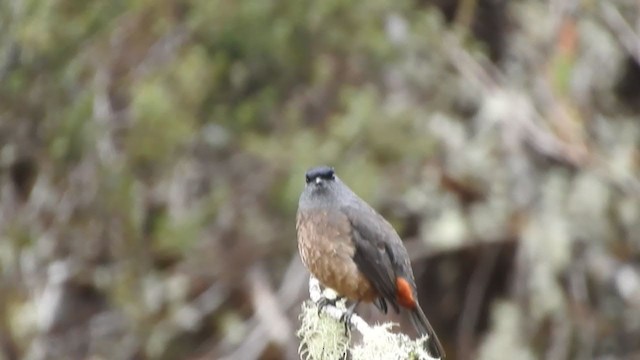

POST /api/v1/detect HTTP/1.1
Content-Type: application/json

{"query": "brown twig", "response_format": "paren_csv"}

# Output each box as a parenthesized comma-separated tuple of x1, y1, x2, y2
(208, 256, 307, 360)
(599, 2, 640, 66)
(456, 246, 501, 359)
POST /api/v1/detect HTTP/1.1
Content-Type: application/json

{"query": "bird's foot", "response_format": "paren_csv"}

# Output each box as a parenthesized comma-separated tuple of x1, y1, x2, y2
(316, 295, 343, 315)
(338, 301, 359, 336)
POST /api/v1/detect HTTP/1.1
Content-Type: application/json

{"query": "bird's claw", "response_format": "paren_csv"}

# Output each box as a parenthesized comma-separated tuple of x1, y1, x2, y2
(339, 312, 353, 336)
(338, 302, 359, 336)
(316, 295, 342, 315)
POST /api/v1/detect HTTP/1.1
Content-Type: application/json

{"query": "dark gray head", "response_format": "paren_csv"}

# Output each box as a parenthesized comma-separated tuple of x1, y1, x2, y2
(298, 165, 358, 210)
(305, 165, 336, 185)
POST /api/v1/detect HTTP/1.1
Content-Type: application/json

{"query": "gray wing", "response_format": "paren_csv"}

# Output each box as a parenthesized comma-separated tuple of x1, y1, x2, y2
(341, 205, 405, 313)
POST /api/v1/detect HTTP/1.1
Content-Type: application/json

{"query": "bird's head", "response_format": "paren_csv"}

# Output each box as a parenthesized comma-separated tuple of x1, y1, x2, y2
(299, 165, 344, 209)
(305, 165, 335, 188)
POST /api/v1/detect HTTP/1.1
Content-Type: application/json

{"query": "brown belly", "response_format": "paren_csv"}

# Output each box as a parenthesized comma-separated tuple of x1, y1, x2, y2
(297, 209, 378, 302)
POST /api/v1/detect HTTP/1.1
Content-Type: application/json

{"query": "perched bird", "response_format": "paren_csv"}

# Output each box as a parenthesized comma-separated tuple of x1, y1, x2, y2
(296, 165, 445, 359)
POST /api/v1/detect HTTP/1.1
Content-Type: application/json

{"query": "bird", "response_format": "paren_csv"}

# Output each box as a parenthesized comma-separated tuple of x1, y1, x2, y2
(296, 165, 445, 359)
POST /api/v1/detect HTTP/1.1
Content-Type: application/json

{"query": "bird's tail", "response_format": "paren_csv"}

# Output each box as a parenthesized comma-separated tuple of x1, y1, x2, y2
(409, 304, 445, 359)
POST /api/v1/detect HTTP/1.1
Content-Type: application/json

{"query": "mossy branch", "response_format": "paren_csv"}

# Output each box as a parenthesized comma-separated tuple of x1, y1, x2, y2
(297, 277, 438, 360)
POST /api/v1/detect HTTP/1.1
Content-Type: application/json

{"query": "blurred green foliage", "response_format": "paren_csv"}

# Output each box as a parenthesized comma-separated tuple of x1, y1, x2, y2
(1, 0, 639, 359)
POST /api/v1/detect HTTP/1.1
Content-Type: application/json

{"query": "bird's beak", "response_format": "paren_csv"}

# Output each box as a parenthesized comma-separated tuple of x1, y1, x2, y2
(315, 177, 322, 185)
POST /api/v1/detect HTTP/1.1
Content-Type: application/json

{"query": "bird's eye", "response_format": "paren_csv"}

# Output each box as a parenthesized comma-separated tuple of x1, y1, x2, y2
(304, 166, 334, 184)
(321, 169, 335, 180)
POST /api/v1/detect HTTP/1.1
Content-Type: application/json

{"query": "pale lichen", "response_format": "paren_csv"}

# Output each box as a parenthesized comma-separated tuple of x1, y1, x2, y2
(297, 300, 350, 360)
(297, 295, 437, 360)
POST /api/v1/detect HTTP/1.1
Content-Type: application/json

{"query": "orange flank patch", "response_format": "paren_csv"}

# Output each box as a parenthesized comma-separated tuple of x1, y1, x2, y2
(395, 277, 416, 309)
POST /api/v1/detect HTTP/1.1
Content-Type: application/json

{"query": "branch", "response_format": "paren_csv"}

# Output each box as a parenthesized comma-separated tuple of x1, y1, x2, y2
(307, 277, 371, 334)
(599, 2, 640, 66)
(298, 276, 439, 360)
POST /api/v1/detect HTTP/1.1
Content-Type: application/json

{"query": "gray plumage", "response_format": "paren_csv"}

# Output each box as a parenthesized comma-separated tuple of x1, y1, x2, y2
(296, 165, 445, 358)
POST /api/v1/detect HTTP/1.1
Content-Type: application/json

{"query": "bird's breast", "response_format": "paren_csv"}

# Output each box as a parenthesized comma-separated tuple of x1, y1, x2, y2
(296, 209, 377, 301)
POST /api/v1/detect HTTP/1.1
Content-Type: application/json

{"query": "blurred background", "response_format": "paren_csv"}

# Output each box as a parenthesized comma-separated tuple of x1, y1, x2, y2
(1, 0, 639, 359)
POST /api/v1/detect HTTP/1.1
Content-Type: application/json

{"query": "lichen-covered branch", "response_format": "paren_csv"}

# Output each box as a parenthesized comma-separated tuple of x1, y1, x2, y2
(298, 276, 438, 360)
